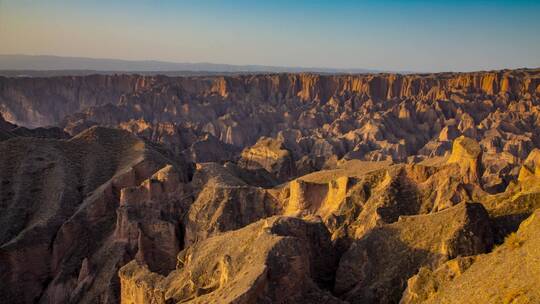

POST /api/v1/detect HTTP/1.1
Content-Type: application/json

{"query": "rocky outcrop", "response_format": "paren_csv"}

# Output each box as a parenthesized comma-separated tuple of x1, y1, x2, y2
(0, 112, 14, 140)
(3, 71, 540, 129)
(186, 133, 240, 163)
(115, 165, 192, 274)
(400, 256, 477, 304)
(239, 137, 297, 182)
(1, 69, 539, 178)
(517, 148, 540, 182)
(401, 208, 540, 304)
(447, 135, 482, 183)
(0, 75, 158, 127)
(280, 160, 398, 244)
(334, 203, 493, 304)
(119, 216, 341, 304)
(183, 163, 280, 246)
(276, 154, 489, 247)
(0, 112, 68, 140)
(481, 148, 540, 242)
(0, 126, 189, 304)
(1, 69, 540, 304)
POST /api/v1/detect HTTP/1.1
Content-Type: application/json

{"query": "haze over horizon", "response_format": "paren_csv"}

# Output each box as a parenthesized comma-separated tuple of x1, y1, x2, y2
(3, 2, 540, 304)
(1, 0, 539, 73)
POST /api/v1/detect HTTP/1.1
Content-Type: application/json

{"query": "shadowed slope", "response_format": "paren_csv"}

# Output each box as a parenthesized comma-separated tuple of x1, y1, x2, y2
(0, 126, 189, 304)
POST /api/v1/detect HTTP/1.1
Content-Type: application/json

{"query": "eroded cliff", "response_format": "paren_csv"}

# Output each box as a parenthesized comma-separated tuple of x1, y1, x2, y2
(1, 69, 540, 304)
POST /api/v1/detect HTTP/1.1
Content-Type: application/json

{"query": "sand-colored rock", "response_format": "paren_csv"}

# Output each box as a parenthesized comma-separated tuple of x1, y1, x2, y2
(119, 216, 341, 304)
(1, 69, 538, 175)
(401, 208, 540, 304)
(1, 68, 540, 303)
(334, 203, 493, 304)
(239, 137, 297, 182)
(278, 155, 488, 246)
(400, 256, 477, 304)
(0, 126, 189, 304)
(478, 148, 540, 242)
(447, 136, 482, 183)
(517, 148, 540, 182)
(183, 163, 280, 246)
(115, 165, 192, 274)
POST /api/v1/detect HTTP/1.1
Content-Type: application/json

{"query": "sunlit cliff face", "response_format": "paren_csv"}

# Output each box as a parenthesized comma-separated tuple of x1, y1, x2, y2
(1, 68, 540, 303)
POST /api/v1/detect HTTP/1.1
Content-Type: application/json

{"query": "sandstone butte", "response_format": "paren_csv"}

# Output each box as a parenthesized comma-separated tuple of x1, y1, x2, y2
(0, 68, 539, 303)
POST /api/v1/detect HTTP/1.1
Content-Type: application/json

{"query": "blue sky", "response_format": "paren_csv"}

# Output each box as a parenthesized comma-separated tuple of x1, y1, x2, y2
(1, 0, 539, 72)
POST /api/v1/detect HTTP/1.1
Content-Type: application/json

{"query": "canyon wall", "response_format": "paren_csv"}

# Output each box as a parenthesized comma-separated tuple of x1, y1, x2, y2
(3, 69, 539, 185)
(1, 69, 540, 303)
(2, 70, 539, 128)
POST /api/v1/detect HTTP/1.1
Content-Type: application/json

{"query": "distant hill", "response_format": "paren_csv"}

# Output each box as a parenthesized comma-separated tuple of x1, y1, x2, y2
(0, 54, 382, 75)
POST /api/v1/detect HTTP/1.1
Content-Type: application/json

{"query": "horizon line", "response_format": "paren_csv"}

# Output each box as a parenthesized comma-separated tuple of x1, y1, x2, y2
(1, 53, 539, 75)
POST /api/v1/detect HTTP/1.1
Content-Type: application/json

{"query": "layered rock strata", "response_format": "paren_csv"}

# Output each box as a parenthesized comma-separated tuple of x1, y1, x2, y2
(0, 69, 540, 304)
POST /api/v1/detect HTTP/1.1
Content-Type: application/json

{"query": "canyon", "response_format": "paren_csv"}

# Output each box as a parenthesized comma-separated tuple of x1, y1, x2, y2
(1, 69, 540, 303)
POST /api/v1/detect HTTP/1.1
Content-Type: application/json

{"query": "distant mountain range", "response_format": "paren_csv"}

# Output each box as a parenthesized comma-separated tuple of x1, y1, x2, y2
(0, 54, 383, 76)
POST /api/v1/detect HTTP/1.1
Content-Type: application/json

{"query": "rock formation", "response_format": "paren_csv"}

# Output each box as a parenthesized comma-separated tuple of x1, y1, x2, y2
(2, 69, 539, 179)
(1, 68, 540, 304)
(0, 112, 68, 140)
(334, 203, 493, 304)
(0, 126, 190, 303)
(401, 208, 540, 304)
(0, 75, 157, 127)
(447, 135, 482, 183)
(183, 162, 280, 246)
(239, 137, 297, 182)
(119, 216, 340, 304)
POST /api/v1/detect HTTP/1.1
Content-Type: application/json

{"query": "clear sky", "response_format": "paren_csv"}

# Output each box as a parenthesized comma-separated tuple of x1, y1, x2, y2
(1, 0, 539, 72)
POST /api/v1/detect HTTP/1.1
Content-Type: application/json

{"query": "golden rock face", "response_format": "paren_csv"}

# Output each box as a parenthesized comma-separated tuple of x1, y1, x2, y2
(447, 135, 482, 183)
(119, 216, 339, 304)
(1, 69, 540, 304)
(402, 208, 540, 304)
(518, 148, 540, 182)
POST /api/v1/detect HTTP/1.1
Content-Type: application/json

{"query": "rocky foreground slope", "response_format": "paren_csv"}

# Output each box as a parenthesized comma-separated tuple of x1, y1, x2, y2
(1, 69, 540, 303)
